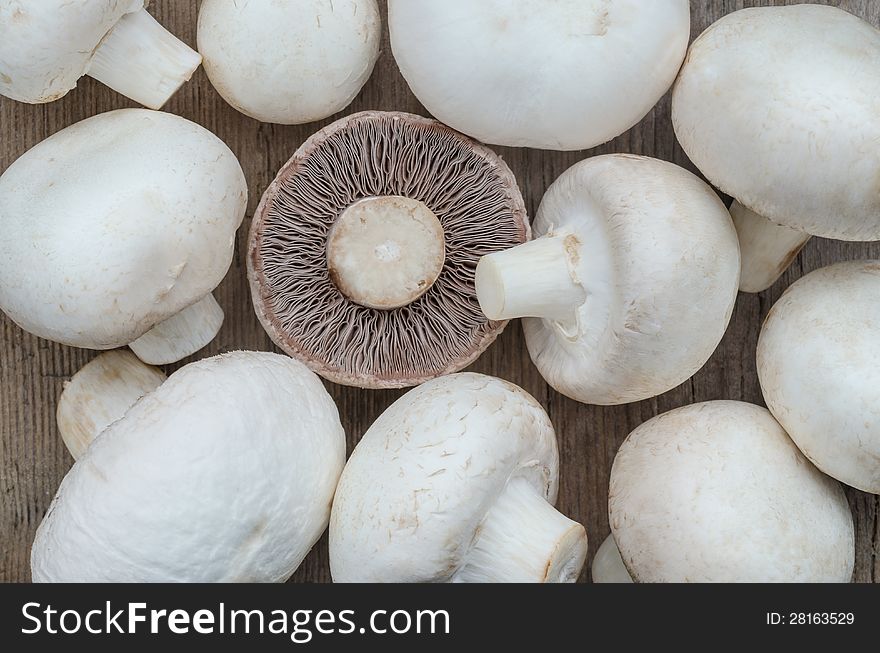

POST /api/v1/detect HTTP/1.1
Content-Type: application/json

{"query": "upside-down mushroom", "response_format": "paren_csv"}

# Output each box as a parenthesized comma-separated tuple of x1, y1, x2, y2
(248, 111, 529, 388)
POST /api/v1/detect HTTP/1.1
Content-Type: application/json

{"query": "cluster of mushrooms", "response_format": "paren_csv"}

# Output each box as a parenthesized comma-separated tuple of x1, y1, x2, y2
(1, 0, 877, 583)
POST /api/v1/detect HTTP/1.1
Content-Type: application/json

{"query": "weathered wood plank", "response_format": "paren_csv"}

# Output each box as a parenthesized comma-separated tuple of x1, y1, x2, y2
(0, 0, 876, 583)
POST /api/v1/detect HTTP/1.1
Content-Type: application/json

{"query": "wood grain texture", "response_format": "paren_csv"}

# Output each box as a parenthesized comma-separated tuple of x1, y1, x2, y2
(1, 0, 877, 583)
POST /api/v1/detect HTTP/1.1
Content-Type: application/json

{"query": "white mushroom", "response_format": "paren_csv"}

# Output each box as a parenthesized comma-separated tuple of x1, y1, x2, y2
(248, 111, 529, 388)
(198, 0, 381, 124)
(0, 0, 200, 109)
(758, 261, 880, 494)
(476, 154, 740, 405)
(56, 350, 166, 461)
(591, 535, 632, 584)
(0, 108, 247, 365)
(388, 0, 690, 150)
(32, 351, 346, 582)
(330, 373, 587, 583)
(673, 5, 880, 292)
(609, 401, 855, 582)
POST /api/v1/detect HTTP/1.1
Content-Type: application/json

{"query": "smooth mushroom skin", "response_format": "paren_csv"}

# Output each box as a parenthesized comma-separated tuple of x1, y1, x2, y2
(609, 401, 855, 583)
(198, 0, 380, 125)
(389, 0, 689, 151)
(330, 373, 587, 583)
(591, 535, 632, 584)
(56, 350, 166, 461)
(248, 111, 529, 389)
(730, 201, 811, 294)
(32, 351, 346, 582)
(0, 109, 247, 363)
(673, 5, 880, 291)
(476, 155, 740, 405)
(0, 0, 201, 108)
(758, 261, 880, 494)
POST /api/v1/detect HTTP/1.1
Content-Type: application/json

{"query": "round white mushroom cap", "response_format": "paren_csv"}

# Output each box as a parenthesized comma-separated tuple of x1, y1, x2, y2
(330, 373, 587, 583)
(591, 535, 632, 584)
(477, 154, 740, 405)
(758, 261, 880, 494)
(56, 350, 166, 461)
(609, 401, 854, 583)
(198, 0, 381, 125)
(389, 0, 690, 150)
(673, 5, 880, 240)
(0, 1, 201, 108)
(32, 351, 346, 582)
(0, 0, 143, 102)
(0, 108, 247, 355)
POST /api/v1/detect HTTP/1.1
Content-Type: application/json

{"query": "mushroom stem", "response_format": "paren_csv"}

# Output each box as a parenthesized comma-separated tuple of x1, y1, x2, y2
(591, 535, 634, 583)
(129, 293, 224, 365)
(56, 350, 166, 460)
(87, 8, 201, 110)
(731, 201, 811, 293)
(454, 477, 587, 583)
(475, 234, 586, 322)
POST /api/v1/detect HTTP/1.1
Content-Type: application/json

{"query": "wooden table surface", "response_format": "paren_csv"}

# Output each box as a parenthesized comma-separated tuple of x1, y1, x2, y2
(2, 0, 878, 583)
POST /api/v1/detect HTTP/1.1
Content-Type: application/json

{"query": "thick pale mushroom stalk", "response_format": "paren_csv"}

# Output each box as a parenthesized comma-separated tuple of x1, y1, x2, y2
(475, 234, 586, 324)
(454, 477, 587, 583)
(731, 201, 811, 293)
(129, 294, 224, 365)
(88, 8, 201, 110)
(56, 350, 166, 460)
(326, 196, 446, 310)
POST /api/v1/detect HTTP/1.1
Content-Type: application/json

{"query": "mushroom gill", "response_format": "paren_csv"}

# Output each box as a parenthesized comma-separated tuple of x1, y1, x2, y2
(248, 111, 529, 388)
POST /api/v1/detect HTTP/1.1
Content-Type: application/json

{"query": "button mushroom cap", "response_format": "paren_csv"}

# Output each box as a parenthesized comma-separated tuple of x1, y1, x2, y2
(198, 0, 381, 125)
(609, 401, 854, 582)
(476, 155, 740, 405)
(758, 261, 880, 494)
(32, 351, 346, 582)
(0, 1, 201, 108)
(56, 350, 166, 461)
(673, 5, 880, 291)
(591, 535, 632, 584)
(0, 108, 247, 364)
(388, 0, 690, 150)
(330, 373, 587, 583)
